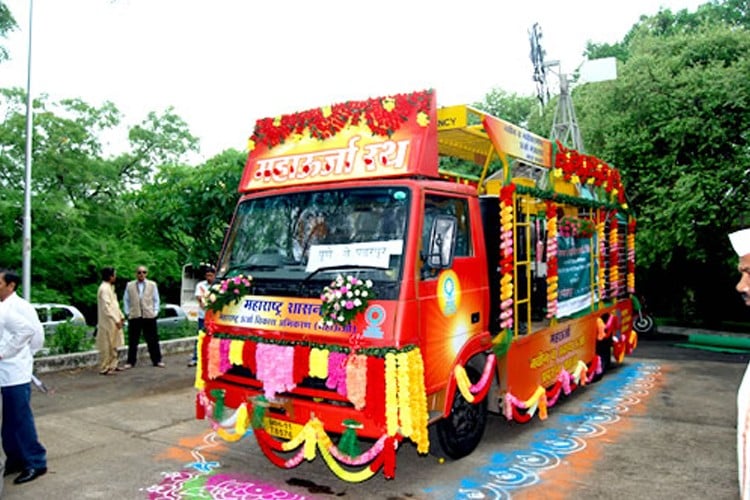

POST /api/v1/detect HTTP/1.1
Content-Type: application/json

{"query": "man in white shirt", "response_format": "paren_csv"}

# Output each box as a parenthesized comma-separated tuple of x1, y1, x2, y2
(188, 266, 216, 367)
(0, 268, 47, 485)
(730, 228, 750, 500)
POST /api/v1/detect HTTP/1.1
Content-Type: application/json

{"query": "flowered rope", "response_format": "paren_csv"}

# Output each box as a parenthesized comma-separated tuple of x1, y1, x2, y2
(503, 357, 602, 423)
(612, 328, 638, 363)
(627, 219, 636, 294)
(384, 349, 429, 453)
(499, 185, 515, 331)
(596, 212, 607, 300)
(197, 344, 428, 481)
(453, 354, 497, 403)
(545, 202, 559, 318)
(608, 223, 620, 297)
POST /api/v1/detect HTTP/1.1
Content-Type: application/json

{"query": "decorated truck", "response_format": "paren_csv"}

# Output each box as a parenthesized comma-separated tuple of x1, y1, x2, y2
(194, 89, 638, 482)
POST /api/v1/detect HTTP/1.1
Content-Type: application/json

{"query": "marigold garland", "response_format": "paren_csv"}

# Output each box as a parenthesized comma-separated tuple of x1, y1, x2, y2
(499, 184, 515, 331)
(627, 219, 636, 294)
(249, 89, 434, 149)
(546, 202, 559, 318)
(596, 212, 607, 300)
(609, 223, 620, 297)
(554, 140, 626, 206)
(503, 357, 601, 422)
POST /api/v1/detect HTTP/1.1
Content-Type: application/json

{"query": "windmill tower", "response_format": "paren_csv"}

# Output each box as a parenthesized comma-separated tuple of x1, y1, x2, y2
(528, 23, 585, 152)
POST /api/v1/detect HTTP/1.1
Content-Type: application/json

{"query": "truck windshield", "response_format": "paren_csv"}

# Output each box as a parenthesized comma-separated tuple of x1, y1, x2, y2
(217, 186, 410, 299)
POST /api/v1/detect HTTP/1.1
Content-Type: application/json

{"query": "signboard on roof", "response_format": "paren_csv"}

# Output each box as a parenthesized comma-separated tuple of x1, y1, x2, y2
(239, 90, 439, 192)
(482, 114, 553, 168)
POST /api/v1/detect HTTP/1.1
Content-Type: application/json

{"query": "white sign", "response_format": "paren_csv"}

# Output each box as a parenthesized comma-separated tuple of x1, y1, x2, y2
(306, 240, 403, 272)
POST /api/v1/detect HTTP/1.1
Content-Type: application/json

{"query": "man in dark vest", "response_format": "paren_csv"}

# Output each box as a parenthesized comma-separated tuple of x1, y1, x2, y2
(122, 265, 164, 368)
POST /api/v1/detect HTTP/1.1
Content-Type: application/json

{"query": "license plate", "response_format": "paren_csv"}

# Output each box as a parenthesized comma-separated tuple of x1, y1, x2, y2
(263, 417, 302, 440)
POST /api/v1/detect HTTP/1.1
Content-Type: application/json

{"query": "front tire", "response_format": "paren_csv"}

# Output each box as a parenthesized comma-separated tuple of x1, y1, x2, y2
(434, 365, 487, 460)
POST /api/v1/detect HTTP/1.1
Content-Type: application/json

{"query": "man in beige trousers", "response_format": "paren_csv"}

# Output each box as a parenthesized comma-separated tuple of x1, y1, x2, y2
(96, 266, 125, 375)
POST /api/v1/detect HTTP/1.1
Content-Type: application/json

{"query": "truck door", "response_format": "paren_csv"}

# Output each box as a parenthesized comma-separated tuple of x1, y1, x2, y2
(418, 193, 488, 390)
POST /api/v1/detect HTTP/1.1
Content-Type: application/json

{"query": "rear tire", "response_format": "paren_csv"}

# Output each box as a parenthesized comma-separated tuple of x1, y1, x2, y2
(434, 365, 487, 460)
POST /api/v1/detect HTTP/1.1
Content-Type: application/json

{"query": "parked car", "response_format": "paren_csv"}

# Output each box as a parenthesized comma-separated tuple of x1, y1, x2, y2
(33, 303, 87, 335)
(157, 303, 188, 328)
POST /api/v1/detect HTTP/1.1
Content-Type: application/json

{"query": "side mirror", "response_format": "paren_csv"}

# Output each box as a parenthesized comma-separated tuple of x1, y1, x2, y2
(427, 215, 457, 269)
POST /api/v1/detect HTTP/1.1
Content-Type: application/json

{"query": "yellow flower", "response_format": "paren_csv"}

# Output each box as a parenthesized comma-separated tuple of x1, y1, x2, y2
(321, 105, 332, 118)
(416, 111, 430, 127)
(247, 138, 256, 152)
(382, 97, 396, 112)
(273, 116, 281, 127)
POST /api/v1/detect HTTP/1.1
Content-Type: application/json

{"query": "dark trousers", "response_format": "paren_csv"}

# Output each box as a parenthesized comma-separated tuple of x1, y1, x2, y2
(127, 317, 162, 366)
(191, 317, 204, 362)
(2, 383, 46, 470)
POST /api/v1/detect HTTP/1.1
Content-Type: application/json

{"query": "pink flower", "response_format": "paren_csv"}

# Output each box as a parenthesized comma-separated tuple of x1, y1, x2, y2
(345, 301, 354, 309)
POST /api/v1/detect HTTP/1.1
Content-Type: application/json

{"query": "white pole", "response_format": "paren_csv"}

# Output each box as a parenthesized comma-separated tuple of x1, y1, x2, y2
(22, 0, 34, 300)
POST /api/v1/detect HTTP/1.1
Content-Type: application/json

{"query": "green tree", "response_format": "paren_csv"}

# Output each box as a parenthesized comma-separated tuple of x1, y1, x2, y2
(0, 3, 17, 63)
(129, 149, 246, 268)
(575, 3, 750, 325)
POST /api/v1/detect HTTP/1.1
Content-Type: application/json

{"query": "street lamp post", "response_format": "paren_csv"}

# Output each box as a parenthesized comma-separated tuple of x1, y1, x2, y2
(22, 0, 34, 300)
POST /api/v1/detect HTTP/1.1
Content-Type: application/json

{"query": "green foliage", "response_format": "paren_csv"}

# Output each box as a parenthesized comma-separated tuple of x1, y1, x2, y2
(158, 319, 197, 341)
(573, 1, 750, 325)
(46, 322, 94, 355)
(0, 3, 17, 63)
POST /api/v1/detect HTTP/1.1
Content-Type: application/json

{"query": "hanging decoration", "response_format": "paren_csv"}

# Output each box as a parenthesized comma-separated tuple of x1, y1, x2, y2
(499, 184, 515, 332)
(596, 211, 607, 301)
(196, 344, 430, 482)
(554, 140, 626, 206)
(627, 219, 636, 294)
(453, 355, 497, 403)
(609, 223, 620, 298)
(545, 202, 559, 318)
(248, 89, 434, 150)
(503, 356, 602, 422)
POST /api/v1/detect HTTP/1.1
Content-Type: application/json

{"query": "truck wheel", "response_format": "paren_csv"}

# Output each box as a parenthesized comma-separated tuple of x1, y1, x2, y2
(434, 365, 487, 460)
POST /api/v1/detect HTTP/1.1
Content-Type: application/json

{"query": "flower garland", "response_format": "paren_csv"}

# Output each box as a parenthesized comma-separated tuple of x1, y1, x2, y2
(248, 89, 434, 150)
(503, 356, 602, 422)
(627, 219, 636, 294)
(499, 184, 515, 332)
(453, 355, 497, 403)
(609, 223, 620, 298)
(545, 202, 559, 318)
(554, 140, 626, 206)
(319, 275, 374, 328)
(196, 348, 428, 481)
(384, 349, 429, 453)
(197, 391, 395, 482)
(205, 274, 253, 313)
(596, 212, 607, 300)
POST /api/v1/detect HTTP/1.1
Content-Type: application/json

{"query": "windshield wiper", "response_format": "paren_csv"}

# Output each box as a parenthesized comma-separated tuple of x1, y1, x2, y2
(221, 263, 280, 278)
(302, 265, 388, 282)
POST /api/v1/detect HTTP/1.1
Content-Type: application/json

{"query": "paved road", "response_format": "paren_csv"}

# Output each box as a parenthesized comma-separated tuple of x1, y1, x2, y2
(1, 335, 746, 499)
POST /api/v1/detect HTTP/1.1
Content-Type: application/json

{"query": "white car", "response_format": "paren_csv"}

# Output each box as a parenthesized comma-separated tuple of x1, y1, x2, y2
(33, 303, 87, 335)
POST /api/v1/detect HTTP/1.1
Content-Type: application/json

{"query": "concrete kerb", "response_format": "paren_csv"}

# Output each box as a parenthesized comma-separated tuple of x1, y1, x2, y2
(33, 336, 196, 374)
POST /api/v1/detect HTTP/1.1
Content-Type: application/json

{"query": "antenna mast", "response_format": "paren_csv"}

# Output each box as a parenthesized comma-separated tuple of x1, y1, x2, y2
(528, 23, 585, 152)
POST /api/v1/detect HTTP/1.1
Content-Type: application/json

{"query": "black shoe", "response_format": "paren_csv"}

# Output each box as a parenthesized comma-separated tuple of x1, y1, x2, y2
(14, 467, 47, 484)
(3, 465, 22, 477)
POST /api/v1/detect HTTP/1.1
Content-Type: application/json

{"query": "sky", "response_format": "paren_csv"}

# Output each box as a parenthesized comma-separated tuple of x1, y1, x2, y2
(0, 0, 707, 163)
